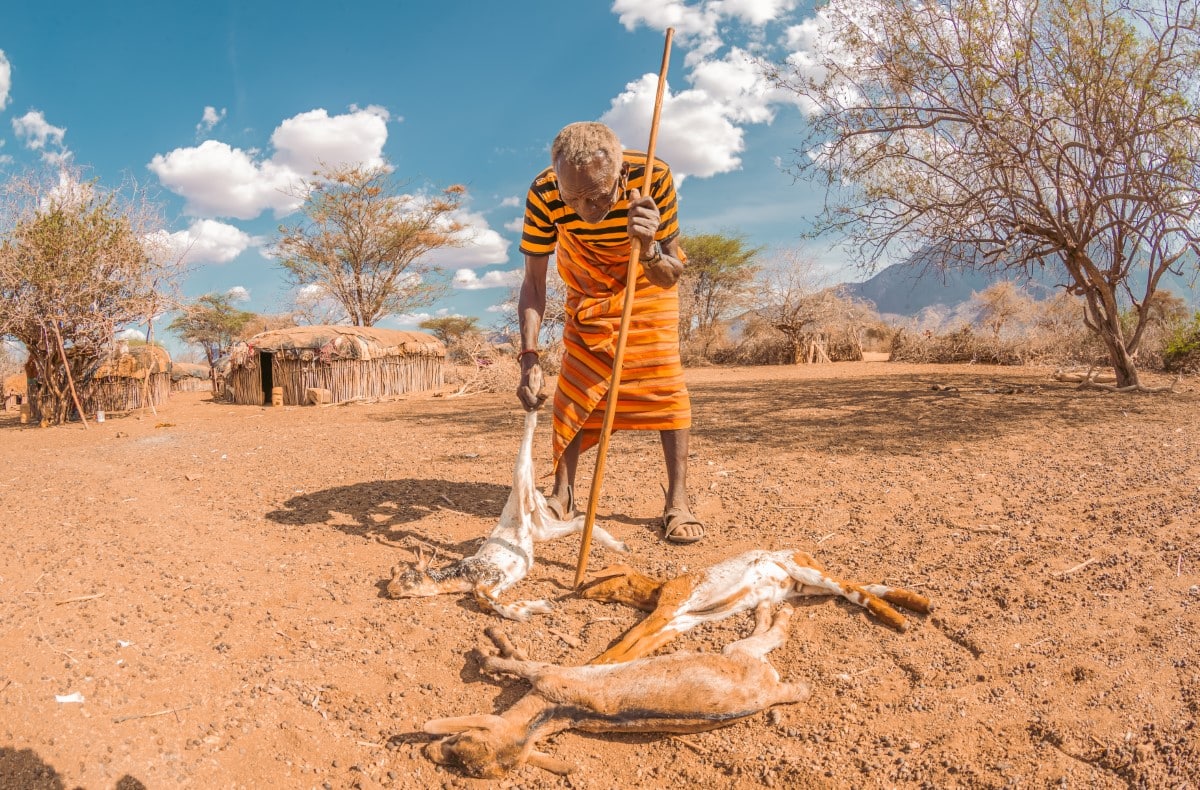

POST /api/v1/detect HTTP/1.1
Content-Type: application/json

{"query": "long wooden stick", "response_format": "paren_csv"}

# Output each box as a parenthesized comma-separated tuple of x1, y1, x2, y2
(574, 28, 674, 588)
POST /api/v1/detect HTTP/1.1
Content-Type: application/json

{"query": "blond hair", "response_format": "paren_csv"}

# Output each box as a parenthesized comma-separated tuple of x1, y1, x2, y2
(551, 122, 622, 172)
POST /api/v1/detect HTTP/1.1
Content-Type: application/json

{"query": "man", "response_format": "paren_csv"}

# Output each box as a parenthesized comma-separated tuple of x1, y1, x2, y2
(515, 121, 703, 543)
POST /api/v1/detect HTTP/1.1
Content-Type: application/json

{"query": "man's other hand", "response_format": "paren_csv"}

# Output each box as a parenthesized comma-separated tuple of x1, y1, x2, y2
(517, 358, 548, 411)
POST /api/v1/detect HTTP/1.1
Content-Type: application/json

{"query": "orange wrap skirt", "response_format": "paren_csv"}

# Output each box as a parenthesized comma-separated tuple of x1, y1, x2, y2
(552, 230, 691, 465)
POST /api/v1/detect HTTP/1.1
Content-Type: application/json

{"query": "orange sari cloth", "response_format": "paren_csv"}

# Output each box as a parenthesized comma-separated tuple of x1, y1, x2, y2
(552, 230, 691, 462)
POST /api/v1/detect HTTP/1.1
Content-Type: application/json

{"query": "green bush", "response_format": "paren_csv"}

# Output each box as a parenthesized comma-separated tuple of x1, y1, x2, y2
(1163, 312, 1200, 373)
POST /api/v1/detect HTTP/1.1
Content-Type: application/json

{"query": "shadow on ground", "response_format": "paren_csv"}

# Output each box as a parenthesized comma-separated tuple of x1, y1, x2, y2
(265, 478, 511, 554)
(0, 745, 146, 790)
(688, 373, 1131, 454)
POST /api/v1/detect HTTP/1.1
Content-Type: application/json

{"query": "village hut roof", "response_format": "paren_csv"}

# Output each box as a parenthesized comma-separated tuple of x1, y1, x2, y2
(170, 362, 211, 382)
(90, 344, 172, 380)
(231, 326, 445, 364)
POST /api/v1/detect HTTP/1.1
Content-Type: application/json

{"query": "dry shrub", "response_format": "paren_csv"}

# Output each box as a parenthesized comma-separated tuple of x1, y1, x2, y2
(708, 328, 859, 366)
(681, 325, 729, 366)
(710, 331, 794, 366)
(889, 326, 1028, 365)
(443, 335, 565, 396)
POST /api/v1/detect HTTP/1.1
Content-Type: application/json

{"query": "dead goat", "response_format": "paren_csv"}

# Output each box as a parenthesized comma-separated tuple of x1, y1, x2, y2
(423, 607, 809, 777)
(386, 406, 627, 621)
(580, 549, 931, 663)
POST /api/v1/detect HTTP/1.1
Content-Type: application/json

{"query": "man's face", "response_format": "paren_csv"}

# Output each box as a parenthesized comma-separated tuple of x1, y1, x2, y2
(555, 154, 626, 224)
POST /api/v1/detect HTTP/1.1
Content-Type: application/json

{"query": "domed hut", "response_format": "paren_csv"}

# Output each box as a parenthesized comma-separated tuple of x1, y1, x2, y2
(222, 326, 445, 406)
(3, 372, 26, 412)
(170, 362, 213, 392)
(80, 344, 172, 415)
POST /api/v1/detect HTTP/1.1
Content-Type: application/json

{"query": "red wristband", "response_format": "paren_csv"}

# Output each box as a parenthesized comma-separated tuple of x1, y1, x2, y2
(518, 349, 540, 362)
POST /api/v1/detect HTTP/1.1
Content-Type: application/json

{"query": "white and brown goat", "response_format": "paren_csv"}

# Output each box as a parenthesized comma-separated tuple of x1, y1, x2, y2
(580, 549, 931, 663)
(423, 607, 809, 777)
(386, 406, 627, 621)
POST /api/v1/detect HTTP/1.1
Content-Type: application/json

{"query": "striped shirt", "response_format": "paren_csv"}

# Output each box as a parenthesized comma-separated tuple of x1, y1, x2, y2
(520, 149, 681, 258)
(520, 149, 691, 462)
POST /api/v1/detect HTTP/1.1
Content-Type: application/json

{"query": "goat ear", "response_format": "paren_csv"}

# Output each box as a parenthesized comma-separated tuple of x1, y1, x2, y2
(389, 565, 400, 580)
(589, 563, 639, 580)
(527, 750, 575, 776)
(423, 714, 505, 734)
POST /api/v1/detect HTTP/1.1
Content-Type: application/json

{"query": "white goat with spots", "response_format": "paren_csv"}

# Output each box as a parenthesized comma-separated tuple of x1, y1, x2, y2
(387, 404, 627, 621)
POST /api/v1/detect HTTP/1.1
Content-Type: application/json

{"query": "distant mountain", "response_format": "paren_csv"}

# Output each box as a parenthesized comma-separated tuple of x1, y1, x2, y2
(838, 261, 1054, 317)
(837, 247, 1198, 319)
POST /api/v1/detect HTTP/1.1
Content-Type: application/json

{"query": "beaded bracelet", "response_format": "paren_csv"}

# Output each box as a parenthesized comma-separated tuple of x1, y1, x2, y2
(517, 349, 541, 363)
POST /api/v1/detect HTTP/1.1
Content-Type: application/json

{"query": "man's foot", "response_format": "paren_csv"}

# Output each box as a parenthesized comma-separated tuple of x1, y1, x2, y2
(545, 486, 574, 521)
(661, 507, 705, 544)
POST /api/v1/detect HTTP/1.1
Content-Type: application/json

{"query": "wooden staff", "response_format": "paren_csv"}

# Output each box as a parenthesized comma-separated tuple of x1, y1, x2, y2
(574, 27, 674, 588)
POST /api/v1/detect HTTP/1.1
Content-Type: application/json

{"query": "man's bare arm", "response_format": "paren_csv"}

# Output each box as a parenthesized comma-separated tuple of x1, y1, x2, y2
(517, 254, 550, 410)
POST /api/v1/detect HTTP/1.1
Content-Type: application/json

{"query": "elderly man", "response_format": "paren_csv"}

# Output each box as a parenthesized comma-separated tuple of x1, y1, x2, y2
(515, 121, 703, 543)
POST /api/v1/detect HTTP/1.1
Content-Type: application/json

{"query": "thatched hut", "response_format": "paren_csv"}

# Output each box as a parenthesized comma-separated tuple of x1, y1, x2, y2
(170, 362, 213, 392)
(79, 344, 172, 415)
(223, 326, 446, 406)
(3, 372, 26, 412)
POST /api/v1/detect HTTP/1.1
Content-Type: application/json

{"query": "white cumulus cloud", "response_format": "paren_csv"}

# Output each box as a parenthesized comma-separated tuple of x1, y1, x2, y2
(226, 286, 251, 303)
(422, 207, 510, 269)
(196, 106, 226, 134)
(719, 0, 797, 26)
(453, 268, 523, 290)
(0, 51, 10, 111)
(611, 0, 718, 37)
(270, 107, 388, 174)
(147, 219, 257, 265)
(388, 308, 456, 328)
(603, 75, 744, 182)
(12, 109, 67, 154)
(688, 48, 781, 124)
(147, 140, 298, 220)
(148, 107, 390, 220)
(602, 1, 821, 180)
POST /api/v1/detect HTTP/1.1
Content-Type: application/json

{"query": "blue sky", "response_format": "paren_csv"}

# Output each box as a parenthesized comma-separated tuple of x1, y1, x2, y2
(1, 0, 847, 355)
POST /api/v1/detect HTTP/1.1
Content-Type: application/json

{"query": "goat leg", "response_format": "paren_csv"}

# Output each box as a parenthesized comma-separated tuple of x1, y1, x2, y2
(484, 626, 528, 661)
(862, 583, 933, 614)
(578, 567, 663, 611)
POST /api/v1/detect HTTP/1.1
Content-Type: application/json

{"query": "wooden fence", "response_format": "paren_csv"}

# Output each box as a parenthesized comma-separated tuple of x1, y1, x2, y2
(225, 353, 443, 405)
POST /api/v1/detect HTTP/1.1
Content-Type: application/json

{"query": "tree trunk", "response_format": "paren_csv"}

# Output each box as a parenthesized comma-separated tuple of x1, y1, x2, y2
(1092, 308, 1140, 388)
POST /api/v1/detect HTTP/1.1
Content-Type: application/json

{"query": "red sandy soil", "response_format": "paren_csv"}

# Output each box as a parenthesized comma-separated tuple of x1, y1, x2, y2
(0, 362, 1197, 790)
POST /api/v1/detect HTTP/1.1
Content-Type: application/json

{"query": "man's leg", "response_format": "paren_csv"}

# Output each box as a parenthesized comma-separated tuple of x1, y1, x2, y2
(549, 429, 582, 515)
(660, 429, 703, 541)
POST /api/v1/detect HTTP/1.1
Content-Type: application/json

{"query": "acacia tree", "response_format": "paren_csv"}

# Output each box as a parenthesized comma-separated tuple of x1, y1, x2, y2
(766, 0, 1200, 388)
(419, 316, 480, 345)
(275, 164, 468, 326)
(0, 169, 178, 424)
(286, 283, 348, 326)
(168, 293, 256, 368)
(972, 282, 1035, 338)
(677, 232, 763, 359)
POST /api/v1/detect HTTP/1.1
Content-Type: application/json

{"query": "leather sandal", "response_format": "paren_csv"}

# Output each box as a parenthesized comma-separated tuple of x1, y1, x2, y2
(661, 507, 705, 544)
(545, 486, 575, 521)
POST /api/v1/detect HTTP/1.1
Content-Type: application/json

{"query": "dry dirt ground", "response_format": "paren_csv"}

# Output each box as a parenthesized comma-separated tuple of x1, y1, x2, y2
(1, 362, 1198, 790)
